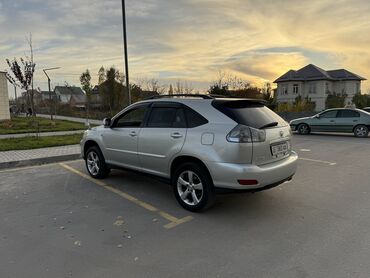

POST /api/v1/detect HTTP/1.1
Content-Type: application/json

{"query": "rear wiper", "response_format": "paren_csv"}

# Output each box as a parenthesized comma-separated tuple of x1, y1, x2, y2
(259, 122, 278, 129)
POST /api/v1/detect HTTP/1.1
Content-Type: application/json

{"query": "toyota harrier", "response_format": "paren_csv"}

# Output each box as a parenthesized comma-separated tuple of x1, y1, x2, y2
(81, 95, 298, 211)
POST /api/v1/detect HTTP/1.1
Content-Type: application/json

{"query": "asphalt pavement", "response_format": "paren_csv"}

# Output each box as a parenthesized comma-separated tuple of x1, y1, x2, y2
(1, 134, 370, 278)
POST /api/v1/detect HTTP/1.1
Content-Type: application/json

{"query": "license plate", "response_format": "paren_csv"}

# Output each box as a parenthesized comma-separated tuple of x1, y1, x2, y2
(271, 141, 290, 157)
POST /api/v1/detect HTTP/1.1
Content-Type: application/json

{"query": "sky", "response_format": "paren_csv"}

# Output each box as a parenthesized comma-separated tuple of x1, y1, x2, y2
(0, 0, 370, 97)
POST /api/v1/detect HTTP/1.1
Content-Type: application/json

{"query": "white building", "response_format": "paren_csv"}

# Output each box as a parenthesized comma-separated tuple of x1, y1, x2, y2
(0, 71, 10, 120)
(274, 64, 366, 111)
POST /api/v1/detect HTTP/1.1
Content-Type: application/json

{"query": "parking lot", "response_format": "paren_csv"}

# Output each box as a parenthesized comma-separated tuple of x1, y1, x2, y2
(1, 134, 370, 278)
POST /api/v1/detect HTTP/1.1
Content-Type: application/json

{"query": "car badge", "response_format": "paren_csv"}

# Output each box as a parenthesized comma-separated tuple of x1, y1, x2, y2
(280, 131, 284, 137)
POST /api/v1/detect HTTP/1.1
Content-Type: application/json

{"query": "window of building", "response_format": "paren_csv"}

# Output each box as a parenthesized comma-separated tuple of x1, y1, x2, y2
(309, 83, 316, 94)
(280, 85, 288, 95)
(293, 84, 299, 94)
(325, 82, 329, 94)
(356, 83, 360, 94)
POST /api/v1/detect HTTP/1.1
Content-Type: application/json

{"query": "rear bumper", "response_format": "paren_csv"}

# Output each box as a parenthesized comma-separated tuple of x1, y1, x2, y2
(208, 151, 298, 190)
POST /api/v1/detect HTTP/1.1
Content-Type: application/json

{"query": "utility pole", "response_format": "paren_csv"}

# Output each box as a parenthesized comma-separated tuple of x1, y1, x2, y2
(121, 0, 131, 105)
(43, 67, 61, 120)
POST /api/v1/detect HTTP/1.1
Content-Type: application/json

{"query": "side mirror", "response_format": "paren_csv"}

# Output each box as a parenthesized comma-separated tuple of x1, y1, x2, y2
(315, 115, 320, 119)
(103, 118, 111, 128)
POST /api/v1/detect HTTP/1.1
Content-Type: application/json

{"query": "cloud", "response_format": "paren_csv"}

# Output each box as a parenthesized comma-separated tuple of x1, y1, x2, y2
(0, 0, 369, 97)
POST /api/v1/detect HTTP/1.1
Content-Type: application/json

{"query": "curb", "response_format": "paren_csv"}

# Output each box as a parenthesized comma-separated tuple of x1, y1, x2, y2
(0, 154, 81, 170)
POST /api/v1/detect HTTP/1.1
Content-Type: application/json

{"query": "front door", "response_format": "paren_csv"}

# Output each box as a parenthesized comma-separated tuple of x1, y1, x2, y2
(101, 104, 149, 169)
(311, 110, 338, 132)
(138, 103, 187, 177)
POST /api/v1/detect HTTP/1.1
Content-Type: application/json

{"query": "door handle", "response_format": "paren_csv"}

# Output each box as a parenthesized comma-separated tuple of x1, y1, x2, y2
(171, 132, 183, 139)
(353, 120, 358, 122)
(330, 120, 335, 122)
(129, 131, 137, 137)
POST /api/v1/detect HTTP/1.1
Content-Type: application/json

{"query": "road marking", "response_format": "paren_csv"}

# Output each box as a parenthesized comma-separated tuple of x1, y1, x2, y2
(299, 157, 336, 166)
(299, 149, 311, 152)
(59, 163, 193, 229)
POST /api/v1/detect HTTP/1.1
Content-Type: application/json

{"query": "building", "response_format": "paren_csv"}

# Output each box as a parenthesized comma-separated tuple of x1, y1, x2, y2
(54, 86, 86, 104)
(274, 64, 366, 111)
(0, 71, 10, 120)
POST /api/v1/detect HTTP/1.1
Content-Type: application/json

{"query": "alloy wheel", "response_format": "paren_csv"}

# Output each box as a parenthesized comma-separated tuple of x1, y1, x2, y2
(355, 126, 368, 137)
(177, 170, 204, 206)
(87, 151, 100, 176)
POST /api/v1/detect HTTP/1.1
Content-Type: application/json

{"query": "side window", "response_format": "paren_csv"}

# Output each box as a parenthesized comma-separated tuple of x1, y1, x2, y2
(115, 106, 148, 128)
(338, 110, 360, 118)
(185, 107, 208, 128)
(320, 110, 337, 118)
(147, 107, 186, 128)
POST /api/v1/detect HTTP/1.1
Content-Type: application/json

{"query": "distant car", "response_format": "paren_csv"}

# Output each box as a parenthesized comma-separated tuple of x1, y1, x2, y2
(290, 108, 370, 137)
(362, 107, 370, 113)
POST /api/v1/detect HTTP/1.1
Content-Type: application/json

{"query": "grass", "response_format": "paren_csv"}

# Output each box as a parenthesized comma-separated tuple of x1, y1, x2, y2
(0, 116, 88, 135)
(0, 134, 83, 151)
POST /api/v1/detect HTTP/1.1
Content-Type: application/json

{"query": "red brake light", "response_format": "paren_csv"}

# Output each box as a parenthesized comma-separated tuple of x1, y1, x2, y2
(237, 179, 258, 185)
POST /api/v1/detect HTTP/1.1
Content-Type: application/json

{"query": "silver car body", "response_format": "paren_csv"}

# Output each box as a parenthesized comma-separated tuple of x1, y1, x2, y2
(81, 98, 298, 190)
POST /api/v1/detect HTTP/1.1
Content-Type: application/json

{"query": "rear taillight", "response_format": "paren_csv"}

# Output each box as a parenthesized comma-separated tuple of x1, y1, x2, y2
(226, 124, 266, 143)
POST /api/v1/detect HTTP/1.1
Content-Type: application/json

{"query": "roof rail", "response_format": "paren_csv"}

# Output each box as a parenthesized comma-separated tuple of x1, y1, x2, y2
(146, 94, 214, 100)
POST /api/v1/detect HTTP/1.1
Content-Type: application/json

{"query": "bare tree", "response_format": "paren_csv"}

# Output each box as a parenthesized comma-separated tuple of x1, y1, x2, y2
(25, 33, 36, 115)
(173, 80, 194, 94)
(137, 77, 167, 94)
(6, 55, 35, 115)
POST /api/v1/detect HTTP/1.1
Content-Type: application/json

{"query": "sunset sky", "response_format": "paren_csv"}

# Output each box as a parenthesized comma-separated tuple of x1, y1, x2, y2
(1, 0, 369, 97)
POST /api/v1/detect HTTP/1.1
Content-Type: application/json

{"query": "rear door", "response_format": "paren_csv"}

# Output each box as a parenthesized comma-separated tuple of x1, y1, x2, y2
(336, 110, 360, 132)
(138, 102, 187, 176)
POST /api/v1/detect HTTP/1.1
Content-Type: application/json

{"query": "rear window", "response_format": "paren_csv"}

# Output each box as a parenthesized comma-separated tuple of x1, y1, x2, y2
(212, 100, 287, 129)
(185, 107, 208, 128)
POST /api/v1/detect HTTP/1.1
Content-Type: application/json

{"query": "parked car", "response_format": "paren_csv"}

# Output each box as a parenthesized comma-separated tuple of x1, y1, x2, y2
(290, 108, 370, 137)
(362, 107, 370, 113)
(81, 95, 298, 211)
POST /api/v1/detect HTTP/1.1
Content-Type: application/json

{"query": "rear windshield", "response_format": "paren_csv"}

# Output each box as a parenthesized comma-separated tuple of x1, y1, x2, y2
(212, 100, 287, 129)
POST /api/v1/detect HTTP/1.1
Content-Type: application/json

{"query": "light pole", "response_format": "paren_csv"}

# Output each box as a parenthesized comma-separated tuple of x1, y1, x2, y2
(43, 67, 61, 120)
(121, 0, 131, 105)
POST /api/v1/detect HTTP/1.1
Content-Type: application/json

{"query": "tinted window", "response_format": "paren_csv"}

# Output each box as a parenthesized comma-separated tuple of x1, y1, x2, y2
(115, 106, 147, 128)
(212, 100, 287, 129)
(185, 107, 208, 128)
(338, 110, 360, 118)
(147, 107, 186, 128)
(320, 110, 338, 118)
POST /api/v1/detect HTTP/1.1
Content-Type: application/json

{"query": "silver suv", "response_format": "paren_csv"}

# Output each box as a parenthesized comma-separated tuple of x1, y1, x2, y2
(81, 95, 298, 211)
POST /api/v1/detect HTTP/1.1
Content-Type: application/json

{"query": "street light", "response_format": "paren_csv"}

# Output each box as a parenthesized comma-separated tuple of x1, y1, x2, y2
(121, 0, 131, 105)
(43, 67, 61, 120)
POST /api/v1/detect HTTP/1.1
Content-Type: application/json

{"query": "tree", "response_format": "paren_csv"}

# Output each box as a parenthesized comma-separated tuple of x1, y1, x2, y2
(352, 93, 370, 108)
(98, 66, 105, 85)
(6, 57, 35, 113)
(168, 84, 174, 95)
(326, 92, 347, 109)
(80, 69, 93, 118)
(262, 82, 275, 108)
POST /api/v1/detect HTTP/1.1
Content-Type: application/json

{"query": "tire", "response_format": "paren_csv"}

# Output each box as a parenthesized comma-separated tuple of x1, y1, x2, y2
(354, 125, 369, 138)
(172, 162, 215, 212)
(297, 123, 310, 135)
(85, 146, 110, 179)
